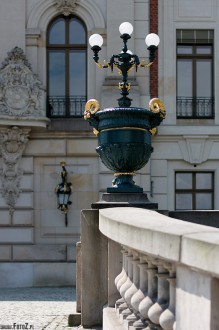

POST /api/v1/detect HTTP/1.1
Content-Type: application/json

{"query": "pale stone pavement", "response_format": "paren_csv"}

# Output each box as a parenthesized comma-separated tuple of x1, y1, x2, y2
(0, 287, 102, 330)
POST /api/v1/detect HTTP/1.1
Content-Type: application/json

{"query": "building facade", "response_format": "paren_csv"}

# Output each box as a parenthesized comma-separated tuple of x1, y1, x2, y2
(0, 0, 218, 287)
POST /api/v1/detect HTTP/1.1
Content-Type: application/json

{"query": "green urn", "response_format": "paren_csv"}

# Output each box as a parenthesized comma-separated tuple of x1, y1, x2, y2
(84, 99, 165, 193)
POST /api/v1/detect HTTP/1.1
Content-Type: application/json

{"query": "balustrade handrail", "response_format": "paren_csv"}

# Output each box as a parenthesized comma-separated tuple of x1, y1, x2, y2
(47, 95, 86, 118)
(99, 207, 219, 276)
(176, 96, 214, 119)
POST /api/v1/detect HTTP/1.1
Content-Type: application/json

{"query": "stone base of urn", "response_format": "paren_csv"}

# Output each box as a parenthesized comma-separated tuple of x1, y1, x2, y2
(91, 192, 158, 210)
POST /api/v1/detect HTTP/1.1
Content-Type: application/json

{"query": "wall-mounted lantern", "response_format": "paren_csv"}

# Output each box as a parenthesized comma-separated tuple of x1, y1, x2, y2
(55, 162, 73, 226)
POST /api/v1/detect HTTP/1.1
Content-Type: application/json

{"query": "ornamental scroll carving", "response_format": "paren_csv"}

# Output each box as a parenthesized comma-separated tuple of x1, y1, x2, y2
(54, 0, 80, 16)
(0, 47, 46, 119)
(0, 127, 30, 216)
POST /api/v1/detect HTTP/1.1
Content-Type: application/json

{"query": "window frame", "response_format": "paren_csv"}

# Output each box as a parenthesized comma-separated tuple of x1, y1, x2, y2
(176, 30, 214, 119)
(175, 171, 214, 210)
(46, 15, 87, 118)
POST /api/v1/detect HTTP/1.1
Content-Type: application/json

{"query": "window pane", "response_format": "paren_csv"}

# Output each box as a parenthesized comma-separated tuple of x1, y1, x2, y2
(49, 18, 65, 44)
(196, 46, 212, 54)
(69, 18, 86, 44)
(177, 59, 193, 97)
(196, 60, 212, 97)
(176, 173, 193, 189)
(48, 51, 65, 95)
(182, 30, 195, 41)
(177, 46, 193, 54)
(196, 193, 212, 209)
(196, 30, 213, 42)
(69, 51, 86, 95)
(196, 173, 212, 189)
(176, 194, 193, 210)
(177, 29, 213, 43)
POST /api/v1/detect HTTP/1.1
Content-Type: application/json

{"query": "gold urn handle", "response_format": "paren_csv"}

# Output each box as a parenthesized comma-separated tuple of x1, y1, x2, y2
(149, 98, 166, 119)
(84, 99, 100, 120)
(149, 98, 166, 135)
(84, 99, 100, 136)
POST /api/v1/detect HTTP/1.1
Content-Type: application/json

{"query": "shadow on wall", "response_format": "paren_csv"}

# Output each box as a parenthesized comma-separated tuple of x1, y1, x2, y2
(168, 210, 219, 228)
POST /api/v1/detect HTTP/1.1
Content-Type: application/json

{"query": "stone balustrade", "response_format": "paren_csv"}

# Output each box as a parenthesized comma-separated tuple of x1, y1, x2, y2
(112, 248, 176, 330)
(96, 207, 219, 330)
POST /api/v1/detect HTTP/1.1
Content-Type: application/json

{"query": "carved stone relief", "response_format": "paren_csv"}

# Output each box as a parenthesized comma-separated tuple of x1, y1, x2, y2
(0, 126, 30, 216)
(0, 47, 48, 125)
(54, 0, 80, 16)
(178, 136, 213, 164)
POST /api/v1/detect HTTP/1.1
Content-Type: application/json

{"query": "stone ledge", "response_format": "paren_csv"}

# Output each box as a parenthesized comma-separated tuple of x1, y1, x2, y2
(99, 207, 219, 265)
(181, 232, 219, 276)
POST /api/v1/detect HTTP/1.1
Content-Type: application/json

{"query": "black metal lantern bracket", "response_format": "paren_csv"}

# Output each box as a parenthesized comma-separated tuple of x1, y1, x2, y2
(55, 162, 73, 227)
(89, 22, 160, 107)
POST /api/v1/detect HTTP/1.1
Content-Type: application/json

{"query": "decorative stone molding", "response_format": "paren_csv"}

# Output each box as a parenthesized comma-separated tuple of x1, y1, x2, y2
(26, 28, 41, 47)
(54, 0, 80, 16)
(0, 47, 49, 127)
(27, 0, 105, 32)
(178, 136, 213, 164)
(0, 126, 30, 216)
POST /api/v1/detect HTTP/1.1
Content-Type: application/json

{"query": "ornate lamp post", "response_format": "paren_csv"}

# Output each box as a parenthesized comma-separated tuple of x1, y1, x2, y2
(85, 22, 165, 208)
(55, 162, 73, 226)
(89, 22, 160, 107)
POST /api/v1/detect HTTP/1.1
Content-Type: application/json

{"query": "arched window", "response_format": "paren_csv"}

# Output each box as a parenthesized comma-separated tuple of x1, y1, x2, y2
(47, 16, 87, 117)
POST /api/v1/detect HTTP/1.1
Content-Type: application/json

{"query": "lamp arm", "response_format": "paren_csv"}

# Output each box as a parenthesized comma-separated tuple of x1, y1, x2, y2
(95, 61, 110, 69)
(91, 45, 110, 69)
(138, 60, 154, 68)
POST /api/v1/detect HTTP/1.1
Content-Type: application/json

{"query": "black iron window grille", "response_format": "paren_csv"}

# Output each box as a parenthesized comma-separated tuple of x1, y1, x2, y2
(47, 96, 86, 117)
(176, 97, 214, 119)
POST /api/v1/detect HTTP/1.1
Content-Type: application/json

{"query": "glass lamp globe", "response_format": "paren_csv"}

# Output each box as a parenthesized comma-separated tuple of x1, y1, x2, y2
(89, 34, 103, 47)
(119, 22, 133, 36)
(145, 33, 160, 47)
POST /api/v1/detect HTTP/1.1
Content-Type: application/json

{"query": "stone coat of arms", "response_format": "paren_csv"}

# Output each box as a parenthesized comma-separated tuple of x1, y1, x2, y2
(0, 46, 48, 122)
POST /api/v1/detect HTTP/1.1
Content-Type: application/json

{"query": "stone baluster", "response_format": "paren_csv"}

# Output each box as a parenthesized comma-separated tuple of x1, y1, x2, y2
(115, 247, 129, 308)
(124, 256, 141, 326)
(115, 247, 127, 287)
(159, 265, 176, 330)
(118, 251, 134, 314)
(125, 256, 140, 308)
(120, 252, 134, 298)
(120, 252, 139, 321)
(131, 258, 149, 313)
(130, 258, 149, 329)
(147, 261, 169, 327)
(138, 258, 158, 327)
